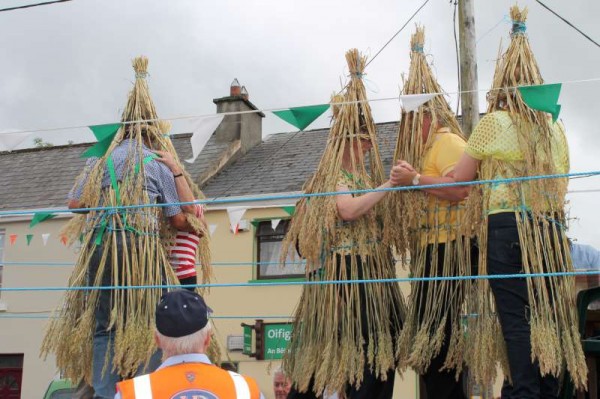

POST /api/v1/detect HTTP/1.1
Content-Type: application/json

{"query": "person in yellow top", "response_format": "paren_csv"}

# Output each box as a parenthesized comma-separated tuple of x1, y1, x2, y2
(393, 106, 470, 399)
(445, 6, 587, 397)
(115, 290, 265, 399)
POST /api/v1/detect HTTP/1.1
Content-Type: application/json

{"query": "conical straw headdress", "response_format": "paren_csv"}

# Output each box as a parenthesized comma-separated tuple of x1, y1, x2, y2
(463, 5, 587, 389)
(281, 49, 405, 395)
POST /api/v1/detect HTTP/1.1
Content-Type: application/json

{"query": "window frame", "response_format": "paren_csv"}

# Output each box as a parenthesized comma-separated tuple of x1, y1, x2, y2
(254, 218, 304, 281)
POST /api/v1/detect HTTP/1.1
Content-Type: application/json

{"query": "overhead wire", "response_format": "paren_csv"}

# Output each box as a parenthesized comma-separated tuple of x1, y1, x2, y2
(0, 0, 72, 13)
(534, 0, 600, 49)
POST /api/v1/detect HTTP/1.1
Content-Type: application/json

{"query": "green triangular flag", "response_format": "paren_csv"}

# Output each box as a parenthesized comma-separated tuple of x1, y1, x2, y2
(26, 234, 33, 246)
(273, 104, 330, 131)
(250, 220, 260, 228)
(90, 123, 123, 141)
(518, 83, 562, 122)
(82, 123, 122, 158)
(30, 212, 57, 228)
(282, 206, 295, 216)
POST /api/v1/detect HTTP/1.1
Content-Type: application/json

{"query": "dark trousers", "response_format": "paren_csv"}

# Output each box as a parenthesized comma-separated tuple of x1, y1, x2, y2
(487, 213, 559, 399)
(419, 242, 468, 399)
(179, 275, 197, 291)
(287, 255, 399, 399)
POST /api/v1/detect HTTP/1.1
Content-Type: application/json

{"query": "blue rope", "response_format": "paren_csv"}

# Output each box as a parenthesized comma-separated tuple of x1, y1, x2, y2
(511, 21, 527, 35)
(1, 270, 598, 292)
(0, 170, 597, 217)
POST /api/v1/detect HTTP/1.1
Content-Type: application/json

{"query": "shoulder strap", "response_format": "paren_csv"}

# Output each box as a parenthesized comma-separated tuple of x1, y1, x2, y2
(132, 374, 153, 399)
(227, 371, 250, 399)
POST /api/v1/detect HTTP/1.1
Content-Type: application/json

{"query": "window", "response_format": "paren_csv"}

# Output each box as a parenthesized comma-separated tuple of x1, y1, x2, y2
(255, 220, 304, 280)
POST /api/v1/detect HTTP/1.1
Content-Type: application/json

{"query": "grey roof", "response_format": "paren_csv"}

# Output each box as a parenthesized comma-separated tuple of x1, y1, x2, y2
(201, 121, 400, 197)
(0, 133, 231, 211)
(0, 121, 400, 211)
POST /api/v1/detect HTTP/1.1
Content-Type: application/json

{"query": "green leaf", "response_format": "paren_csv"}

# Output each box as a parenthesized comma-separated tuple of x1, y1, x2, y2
(518, 83, 562, 122)
(273, 104, 330, 130)
(30, 212, 57, 228)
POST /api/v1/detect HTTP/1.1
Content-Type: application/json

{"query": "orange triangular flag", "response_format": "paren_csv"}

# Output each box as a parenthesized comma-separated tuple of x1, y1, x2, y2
(60, 235, 68, 246)
(9, 234, 17, 245)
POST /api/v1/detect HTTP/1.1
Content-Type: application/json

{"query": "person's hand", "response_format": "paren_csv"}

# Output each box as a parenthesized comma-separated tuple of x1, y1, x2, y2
(396, 160, 416, 172)
(153, 150, 182, 175)
(390, 161, 418, 187)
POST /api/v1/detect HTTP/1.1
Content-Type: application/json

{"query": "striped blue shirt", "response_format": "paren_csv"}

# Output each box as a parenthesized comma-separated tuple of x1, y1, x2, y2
(68, 139, 182, 217)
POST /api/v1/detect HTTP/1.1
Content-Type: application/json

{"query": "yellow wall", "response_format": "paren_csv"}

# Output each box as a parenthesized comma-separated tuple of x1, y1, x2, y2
(0, 207, 506, 398)
(0, 218, 77, 398)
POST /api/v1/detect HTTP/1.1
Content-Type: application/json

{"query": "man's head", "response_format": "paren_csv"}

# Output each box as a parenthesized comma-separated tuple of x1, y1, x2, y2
(273, 369, 292, 399)
(154, 290, 212, 357)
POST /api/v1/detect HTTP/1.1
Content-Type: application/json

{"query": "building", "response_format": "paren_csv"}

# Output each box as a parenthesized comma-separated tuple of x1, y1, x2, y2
(0, 89, 420, 398)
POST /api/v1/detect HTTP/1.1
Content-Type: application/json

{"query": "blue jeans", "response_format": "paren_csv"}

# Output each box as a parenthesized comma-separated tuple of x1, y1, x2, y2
(92, 333, 162, 398)
(89, 235, 163, 398)
(487, 213, 559, 399)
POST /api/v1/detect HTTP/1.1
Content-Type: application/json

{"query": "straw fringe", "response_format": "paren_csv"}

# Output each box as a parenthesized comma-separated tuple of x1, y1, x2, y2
(281, 49, 405, 394)
(463, 5, 587, 388)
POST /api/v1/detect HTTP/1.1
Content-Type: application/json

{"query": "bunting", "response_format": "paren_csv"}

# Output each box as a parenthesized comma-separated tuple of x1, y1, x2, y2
(518, 83, 562, 122)
(399, 93, 438, 112)
(9, 234, 17, 246)
(42, 233, 50, 246)
(185, 115, 225, 164)
(209, 224, 218, 237)
(271, 218, 281, 230)
(0, 130, 33, 152)
(26, 234, 33, 246)
(226, 207, 248, 234)
(81, 123, 122, 158)
(273, 104, 330, 131)
(30, 212, 57, 228)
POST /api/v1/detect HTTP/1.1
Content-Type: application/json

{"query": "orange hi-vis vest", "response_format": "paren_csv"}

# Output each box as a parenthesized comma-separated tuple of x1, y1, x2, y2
(116, 362, 261, 399)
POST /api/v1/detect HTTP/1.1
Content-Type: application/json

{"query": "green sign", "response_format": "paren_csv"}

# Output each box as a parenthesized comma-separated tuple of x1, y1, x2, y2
(263, 323, 293, 360)
(243, 325, 252, 355)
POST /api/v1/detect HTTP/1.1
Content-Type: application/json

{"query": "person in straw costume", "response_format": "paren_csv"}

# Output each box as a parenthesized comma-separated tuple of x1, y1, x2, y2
(41, 56, 212, 398)
(389, 26, 472, 399)
(449, 6, 586, 397)
(282, 48, 406, 399)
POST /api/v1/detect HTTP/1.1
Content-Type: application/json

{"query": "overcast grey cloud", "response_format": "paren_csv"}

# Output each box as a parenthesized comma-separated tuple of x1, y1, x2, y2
(1, 0, 599, 243)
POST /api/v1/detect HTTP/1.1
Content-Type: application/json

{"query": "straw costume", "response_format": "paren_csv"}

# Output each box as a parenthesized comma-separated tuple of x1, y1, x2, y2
(41, 56, 212, 387)
(462, 6, 586, 391)
(391, 27, 473, 394)
(281, 49, 405, 397)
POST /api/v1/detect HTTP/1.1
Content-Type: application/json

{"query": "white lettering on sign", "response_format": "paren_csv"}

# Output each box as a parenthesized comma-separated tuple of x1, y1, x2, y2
(267, 328, 291, 341)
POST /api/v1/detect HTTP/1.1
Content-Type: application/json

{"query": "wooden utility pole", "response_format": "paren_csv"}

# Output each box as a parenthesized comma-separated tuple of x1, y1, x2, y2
(458, 0, 479, 137)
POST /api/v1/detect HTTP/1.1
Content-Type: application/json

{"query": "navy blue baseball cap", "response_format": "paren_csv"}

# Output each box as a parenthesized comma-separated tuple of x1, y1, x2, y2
(155, 290, 211, 338)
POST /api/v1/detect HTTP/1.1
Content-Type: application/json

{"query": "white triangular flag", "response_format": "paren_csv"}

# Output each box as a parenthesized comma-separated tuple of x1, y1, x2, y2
(41, 233, 50, 246)
(226, 207, 247, 234)
(271, 219, 281, 230)
(0, 130, 33, 152)
(185, 115, 225, 164)
(209, 224, 217, 237)
(399, 93, 438, 113)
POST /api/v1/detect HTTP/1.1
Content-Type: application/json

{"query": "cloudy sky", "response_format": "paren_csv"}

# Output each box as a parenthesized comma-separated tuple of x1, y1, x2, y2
(1, 0, 599, 243)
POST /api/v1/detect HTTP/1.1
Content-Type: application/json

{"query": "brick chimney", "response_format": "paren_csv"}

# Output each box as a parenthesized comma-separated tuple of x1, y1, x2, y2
(213, 80, 264, 154)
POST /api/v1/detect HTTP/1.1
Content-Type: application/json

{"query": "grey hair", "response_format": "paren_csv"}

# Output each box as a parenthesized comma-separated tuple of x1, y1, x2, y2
(156, 322, 212, 357)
